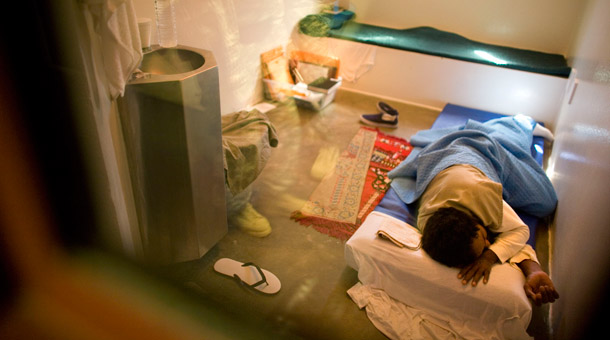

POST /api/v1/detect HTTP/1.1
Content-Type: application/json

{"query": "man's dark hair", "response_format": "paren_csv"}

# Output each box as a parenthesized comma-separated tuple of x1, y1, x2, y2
(421, 207, 480, 268)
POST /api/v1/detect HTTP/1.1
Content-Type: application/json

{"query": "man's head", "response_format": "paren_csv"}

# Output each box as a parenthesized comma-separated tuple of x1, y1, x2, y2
(421, 207, 490, 268)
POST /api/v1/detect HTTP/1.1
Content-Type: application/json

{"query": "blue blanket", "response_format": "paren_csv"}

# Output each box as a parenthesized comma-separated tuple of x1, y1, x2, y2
(388, 116, 557, 218)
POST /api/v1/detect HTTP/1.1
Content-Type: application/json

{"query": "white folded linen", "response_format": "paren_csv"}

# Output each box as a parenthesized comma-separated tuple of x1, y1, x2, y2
(376, 216, 421, 250)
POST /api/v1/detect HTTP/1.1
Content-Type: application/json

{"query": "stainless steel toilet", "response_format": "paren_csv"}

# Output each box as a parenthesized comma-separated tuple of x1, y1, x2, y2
(118, 45, 227, 264)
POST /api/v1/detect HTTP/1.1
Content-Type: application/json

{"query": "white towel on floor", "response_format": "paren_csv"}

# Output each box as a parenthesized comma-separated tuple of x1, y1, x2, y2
(348, 283, 465, 340)
(82, 0, 142, 99)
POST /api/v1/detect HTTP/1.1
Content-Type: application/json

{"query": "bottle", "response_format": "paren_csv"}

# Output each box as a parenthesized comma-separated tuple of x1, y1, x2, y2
(154, 0, 177, 48)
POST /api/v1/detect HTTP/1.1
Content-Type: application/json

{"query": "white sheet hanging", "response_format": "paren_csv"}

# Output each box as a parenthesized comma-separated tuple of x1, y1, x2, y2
(73, 0, 143, 258)
(291, 31, 376, 83)
(81, 0, 142, 99)
(328, 38, 376, 83)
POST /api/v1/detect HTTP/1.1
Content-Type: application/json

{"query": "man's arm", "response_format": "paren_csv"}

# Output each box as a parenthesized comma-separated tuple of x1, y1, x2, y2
(458, 248, 499, 286)
(487, 202, 531, 263)
(518, 259, 559, 305)
(459, 201, 530, 286)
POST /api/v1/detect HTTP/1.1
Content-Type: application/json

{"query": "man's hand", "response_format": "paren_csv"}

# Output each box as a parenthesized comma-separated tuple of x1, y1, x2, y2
(519, 259, 559, 305)
(458, 248, 499, 286)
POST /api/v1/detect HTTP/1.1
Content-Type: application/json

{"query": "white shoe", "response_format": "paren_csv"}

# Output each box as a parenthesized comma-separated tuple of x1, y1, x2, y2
(229, 203, 272, 237)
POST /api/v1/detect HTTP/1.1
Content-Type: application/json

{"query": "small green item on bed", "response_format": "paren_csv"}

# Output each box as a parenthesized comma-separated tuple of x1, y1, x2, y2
(298, 14, 331, 37)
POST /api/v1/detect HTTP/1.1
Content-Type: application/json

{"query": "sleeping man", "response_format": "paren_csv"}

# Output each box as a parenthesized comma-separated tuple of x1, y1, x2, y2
(388, 115, 560, 306)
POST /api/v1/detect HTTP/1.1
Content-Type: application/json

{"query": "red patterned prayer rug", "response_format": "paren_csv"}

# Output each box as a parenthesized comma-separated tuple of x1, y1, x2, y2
(291, 127, 412, 240)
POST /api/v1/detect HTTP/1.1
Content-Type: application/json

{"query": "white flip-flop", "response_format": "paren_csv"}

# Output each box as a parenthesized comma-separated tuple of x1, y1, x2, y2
(214, 258, 281, 294)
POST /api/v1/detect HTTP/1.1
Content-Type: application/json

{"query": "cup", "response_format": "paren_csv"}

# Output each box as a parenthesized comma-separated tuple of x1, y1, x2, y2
(138, 18, 152, 52)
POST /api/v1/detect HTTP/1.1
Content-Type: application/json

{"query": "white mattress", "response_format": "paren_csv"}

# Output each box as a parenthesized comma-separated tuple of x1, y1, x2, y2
(345, 211, 533, 340)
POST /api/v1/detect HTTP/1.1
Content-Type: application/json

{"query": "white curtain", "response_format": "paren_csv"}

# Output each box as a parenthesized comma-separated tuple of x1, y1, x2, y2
(73, 0, 143, 258)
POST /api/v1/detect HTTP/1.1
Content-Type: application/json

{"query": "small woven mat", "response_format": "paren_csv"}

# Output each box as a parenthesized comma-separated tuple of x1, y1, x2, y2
(291, 127, 412, 240)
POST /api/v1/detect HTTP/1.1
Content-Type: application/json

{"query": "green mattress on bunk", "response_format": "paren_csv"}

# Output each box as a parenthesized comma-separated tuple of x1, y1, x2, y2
(300, 15, 571, 78)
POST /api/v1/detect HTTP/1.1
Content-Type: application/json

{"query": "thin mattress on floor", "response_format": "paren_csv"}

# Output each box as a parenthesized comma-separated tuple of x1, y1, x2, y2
(344, 103, 550, 339)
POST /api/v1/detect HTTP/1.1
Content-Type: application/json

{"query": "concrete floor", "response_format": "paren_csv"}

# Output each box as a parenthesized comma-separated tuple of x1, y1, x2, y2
(166, 89, 551, 339)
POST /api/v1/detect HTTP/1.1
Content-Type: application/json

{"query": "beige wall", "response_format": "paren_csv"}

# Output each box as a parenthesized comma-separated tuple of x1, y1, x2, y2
(344, 0, 585, 55)
(133, 0, 587, 114)
(133, 0, 321, 114)
(546, 0, 610, 338)
(337, 42, 567, 125)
